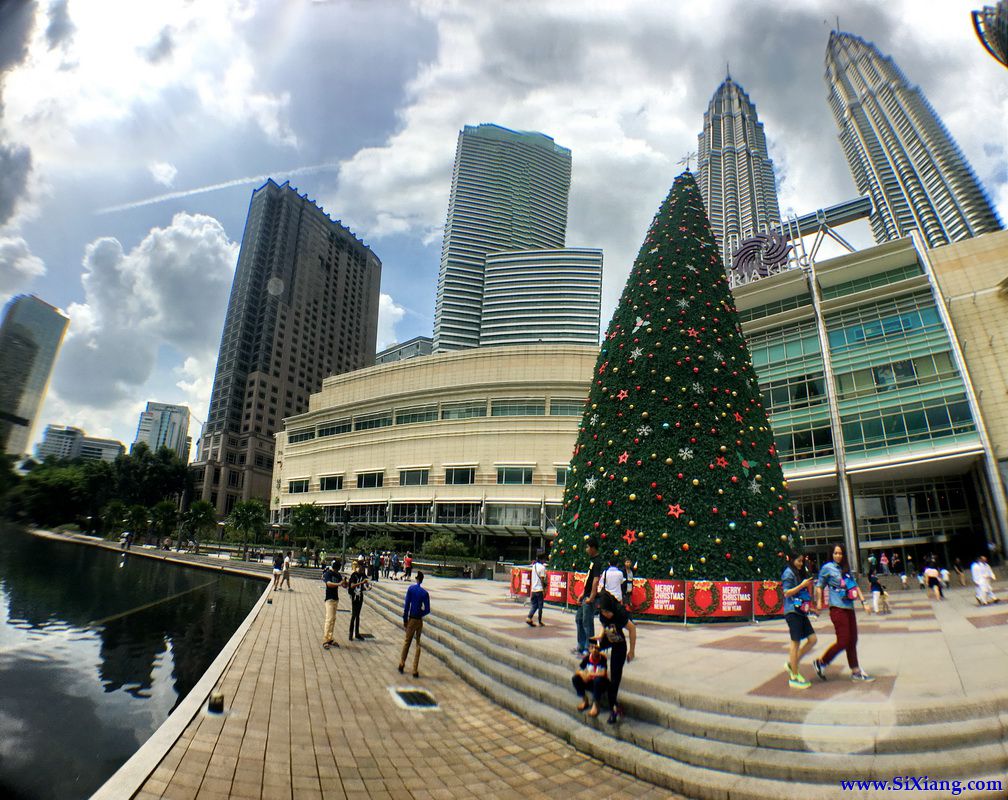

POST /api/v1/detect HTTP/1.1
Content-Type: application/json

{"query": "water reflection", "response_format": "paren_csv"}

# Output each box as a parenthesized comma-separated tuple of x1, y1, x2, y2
(0, 526, 263, 800)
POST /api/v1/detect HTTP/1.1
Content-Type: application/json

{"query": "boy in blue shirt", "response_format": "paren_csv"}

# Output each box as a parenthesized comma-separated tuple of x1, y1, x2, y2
(399, 571, 430, 677)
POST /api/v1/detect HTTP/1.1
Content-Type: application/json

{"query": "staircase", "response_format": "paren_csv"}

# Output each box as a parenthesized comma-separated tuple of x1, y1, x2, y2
(365, 582, 1007, 800)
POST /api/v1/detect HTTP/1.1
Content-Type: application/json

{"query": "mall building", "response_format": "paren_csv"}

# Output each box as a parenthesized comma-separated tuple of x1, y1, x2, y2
(272, 231, 1008, 569)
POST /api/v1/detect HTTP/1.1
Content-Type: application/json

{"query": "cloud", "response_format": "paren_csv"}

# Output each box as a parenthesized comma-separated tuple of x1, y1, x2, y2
(45, 0, 74, 50)
(0, 0, 37, 227)
(148, 160, 177, 186)
(0, 236, 46, 299)
(376, 293, 405, 350)
(141, 26, 173, 63)
(53, 212, 238, 407)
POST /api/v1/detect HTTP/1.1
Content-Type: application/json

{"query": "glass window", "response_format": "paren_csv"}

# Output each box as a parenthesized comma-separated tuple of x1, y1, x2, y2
(353, 413, 392, 431)
(395, 406, 438, 425)
(486, 504, 539, 526)
(445, 467, 475, 485)
(320, 476, 343, 491)
(399, 469, 429, 486)
(491, 400, 546, 417)
(497, 466, 533, 485)
(288, 428, 315, 443)
(356, 472, 383, 489)
(441, 402, 487, 420)
(549, 399, 583, 416)
(555, 467, 569, 486)
(435, 503, 480, 524)
(391, 503, 429, 523)
(317, 419, 351, 437)
(288, 479, 309, 493)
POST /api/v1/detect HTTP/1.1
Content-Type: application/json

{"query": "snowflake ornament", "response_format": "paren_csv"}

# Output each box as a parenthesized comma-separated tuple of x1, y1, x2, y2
(748, 479, 762, 494)
(678, 447, 695, 460)
(636, 425, 652, 437)
(691, 382, 703, 394)
(677, 298, 690, 310)
(712, 350, 724, 361)
(584, 476, 598, 492)
(589, 413, 599, 425)
(629, 347, 643, 359)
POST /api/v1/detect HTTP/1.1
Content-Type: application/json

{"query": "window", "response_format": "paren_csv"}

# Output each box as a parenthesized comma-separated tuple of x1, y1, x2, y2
(445, 467, 475, 485)
(353, 412, 392, 431)
(288, 479, 309, 493)
(549, 399, 583, 417)
(497, 466, 533, 485)
(317, 419, 351, 437)
(435, 502, 480, 524)
(555, 467, 569, 485)
(320, 476, 343, 491)
(288, 428, 315, 444)
(399, 469, 429, 486)
(391, 503, 429, 523)
(441, 402, 487, 420)
(492, 400, 545, 417)
(395, 406, 438, 425)
(356, 471, 383, 489)
(486, 504, 539, 526)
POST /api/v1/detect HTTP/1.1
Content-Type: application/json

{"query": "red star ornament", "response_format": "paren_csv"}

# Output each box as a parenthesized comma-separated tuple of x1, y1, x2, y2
(687, 327, 700, 339)
(715, 456, 728, 468)
(667, 503, 685, 518)
(734, 411, 743, 422)
(623, 529, 637, 545)
(617, 451, 629, 464)
(616, 388, 629, 400)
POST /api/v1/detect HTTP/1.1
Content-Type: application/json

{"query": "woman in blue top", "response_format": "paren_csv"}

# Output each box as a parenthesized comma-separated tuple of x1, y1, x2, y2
(813, 544, 874, 682)
(781, 553, 817, 689)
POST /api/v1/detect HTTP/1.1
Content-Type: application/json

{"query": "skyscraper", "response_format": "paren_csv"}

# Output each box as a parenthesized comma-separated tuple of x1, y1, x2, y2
(696, 74, 781, 270)
(825, 31, 1003, 248)
(973, 2, 1008, 68)
(433, 124, 572, 352)
(132, 402, 191, 462)
(191, 179, 381, 515)
(0, 295, 69, 457)
(479, 248, 602, 346)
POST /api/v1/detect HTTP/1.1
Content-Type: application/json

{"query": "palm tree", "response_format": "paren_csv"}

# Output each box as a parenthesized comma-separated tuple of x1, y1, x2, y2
(228, 499, 267, 560)
(289, 503, 329, 552)
(126, 504, 149, 544)
(150, 500, 179, 545)
(102, 499, 127, 539)
(184, 500, 217, 554)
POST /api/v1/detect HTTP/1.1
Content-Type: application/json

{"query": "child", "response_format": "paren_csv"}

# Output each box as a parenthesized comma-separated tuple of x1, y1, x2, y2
(868, 571, 883, 614)
(571, 640, 609, 718)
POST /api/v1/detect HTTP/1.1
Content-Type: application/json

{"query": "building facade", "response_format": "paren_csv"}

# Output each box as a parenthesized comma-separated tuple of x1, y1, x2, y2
(479, 248, 602, 346)
(132, 402, 191, 461)
(37, 424, 124, 463)
(433, 124, 572, 352)
(273, 234, 1008, 569)
(973, 1, 1008, 68)
(825, 31, 1002, 248)
(0, 295, 69, 457)
(191, 179, 381, 516)
(696, 75, 781, 270)
(375, 336, 433, 365)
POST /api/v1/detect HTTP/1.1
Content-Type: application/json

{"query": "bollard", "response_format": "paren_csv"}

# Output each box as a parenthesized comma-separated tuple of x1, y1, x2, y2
(208, 692, 225, 714)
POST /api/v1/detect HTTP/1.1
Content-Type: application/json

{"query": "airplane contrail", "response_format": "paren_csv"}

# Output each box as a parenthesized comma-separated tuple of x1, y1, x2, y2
(95, 162, 342, 215)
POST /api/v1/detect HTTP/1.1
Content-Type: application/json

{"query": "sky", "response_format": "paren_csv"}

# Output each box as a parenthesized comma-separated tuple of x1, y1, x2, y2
(0, 0, 1005, 457)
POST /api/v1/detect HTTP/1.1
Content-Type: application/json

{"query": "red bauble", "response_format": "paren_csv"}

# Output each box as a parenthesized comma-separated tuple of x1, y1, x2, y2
(725, 552, 732, 559)
(681, 543, 690, 551)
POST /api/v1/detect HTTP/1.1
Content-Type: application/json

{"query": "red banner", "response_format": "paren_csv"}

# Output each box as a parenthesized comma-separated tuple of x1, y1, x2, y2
(566, 571, 589, 604)
(686, 580, 753, 618)
(544, 570, 568, 602)
(633, 579, 685, 616)
(509, 567, 531, 596)
(752, 580, 784, 616)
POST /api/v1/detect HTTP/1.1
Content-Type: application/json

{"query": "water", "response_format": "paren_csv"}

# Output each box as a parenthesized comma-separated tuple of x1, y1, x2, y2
(0, 525, 264, 800)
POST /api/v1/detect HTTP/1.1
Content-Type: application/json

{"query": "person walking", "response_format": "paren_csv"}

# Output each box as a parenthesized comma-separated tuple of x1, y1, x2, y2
(954, 558, 967, 587)
(879, 552, 889, 575)
(868, 571, 885, 614)
(271, 552, 284, 591)
(391, 552, 401, 580)
(571, 640, 609, 718)
(526, 550, 547, 627)
(971, 555, 999, 605)
(595, 592, 636, 724)
(371, 551, 381, 582)
(347, 560, 370, 641)
(399, 571, 430, 677)
(924, 562, 943, 601)
(403, 552, 413, 582)
(321, 559, 345, 649)
(781, 553, 817, 689)
(573, 538, 602, 657)
(813, 544, 874, 682)
(599, 556, 625, 603)
(280, 550, 293, 591)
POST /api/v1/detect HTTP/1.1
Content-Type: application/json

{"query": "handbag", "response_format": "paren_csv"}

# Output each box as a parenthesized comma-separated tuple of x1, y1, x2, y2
(843, 574, 859, 601)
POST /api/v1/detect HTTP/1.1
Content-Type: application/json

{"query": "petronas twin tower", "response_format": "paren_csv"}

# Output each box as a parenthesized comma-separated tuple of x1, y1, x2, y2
(698, 30, 1002, 267)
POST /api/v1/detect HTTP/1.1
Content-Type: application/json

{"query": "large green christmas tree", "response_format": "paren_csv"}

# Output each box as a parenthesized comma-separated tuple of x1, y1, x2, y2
(551, 171, 798, 581)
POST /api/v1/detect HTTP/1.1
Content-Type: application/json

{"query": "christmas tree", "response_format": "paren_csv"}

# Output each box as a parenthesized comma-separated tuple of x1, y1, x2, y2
(550, 171, 798, 581)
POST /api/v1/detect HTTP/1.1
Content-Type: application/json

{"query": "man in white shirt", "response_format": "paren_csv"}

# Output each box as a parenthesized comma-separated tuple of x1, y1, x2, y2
(971, 556, 999, 606)
(600, 556, 625, 603)
(526, 551, 548, 627)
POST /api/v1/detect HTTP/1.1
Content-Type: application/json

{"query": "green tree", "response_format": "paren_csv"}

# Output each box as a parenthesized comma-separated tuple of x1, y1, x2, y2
(289, 503, 328, 550)
(101, 499, 127, 538)
(113, 443, 190, 507)
(550, 171, 798, 581)
(422, 530, 468, 567)
(354, 533, 397, 554)
(151, 500, 179, 543)
(228, 499, 267, 559)
(183, 500, 217, 552)
(126, 504, 150, 543)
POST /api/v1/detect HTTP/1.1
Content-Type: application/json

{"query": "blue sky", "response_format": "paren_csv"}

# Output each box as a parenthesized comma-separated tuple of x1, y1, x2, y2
(0, 0, 1004, 454)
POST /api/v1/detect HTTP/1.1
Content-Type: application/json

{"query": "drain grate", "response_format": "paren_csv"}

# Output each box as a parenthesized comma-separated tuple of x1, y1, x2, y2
(389, 687, 439, 710)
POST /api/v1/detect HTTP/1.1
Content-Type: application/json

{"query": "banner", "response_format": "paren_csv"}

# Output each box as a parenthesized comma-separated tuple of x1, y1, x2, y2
(625, 578, 685, 617)
(509, 567, 530, 596)
(544, 570, 568, 603)
(686, 580, 753, 618)
(752, 580, 784, 616)
(566, 571, 589, 605)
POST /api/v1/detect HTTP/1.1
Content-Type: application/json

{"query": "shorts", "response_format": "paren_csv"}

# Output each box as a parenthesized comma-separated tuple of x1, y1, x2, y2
(785, 612, 815, 642)
(927, 577, 941, 588)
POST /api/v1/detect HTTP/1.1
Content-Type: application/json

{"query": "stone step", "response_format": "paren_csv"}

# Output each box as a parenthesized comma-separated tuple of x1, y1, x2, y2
(367, 584, 1008, 792)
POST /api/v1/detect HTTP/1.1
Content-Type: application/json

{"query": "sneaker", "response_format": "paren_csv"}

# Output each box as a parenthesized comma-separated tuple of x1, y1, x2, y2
(851, 671, 875, 682)
(538, 621, 545, 627)
(397, 664, 404, 674)
(526, 618, 535, 627)
(784, 662, 797, 680)
(813, 659, 827, 681)
(606, 707, 623, 725)
(412, 671, 419, 678)
(789, 675, 812, 689)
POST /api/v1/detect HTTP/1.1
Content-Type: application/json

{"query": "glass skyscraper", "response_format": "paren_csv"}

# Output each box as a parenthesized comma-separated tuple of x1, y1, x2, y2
(696, 75, 781, 270)
(0, 295, 69, 457)
(433, 124, 572, 352)
(132, 402, 191, 462)
(825, 31, 1002, 248)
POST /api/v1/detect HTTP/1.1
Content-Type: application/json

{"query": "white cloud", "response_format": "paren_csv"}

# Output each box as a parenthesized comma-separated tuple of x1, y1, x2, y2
(148, 161, 177, 186)
(376, 293, 406, 350)
(0, 236, 46, 300)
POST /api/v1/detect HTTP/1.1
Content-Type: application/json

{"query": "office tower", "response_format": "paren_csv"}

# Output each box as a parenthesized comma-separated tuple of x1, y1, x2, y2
(433, 124, 572, 352)
(479, 248, 603, 346)
(375, 336, 433, 365)
(973, 2, 1008, 68)
(696, 74, 781, 269)
(132, 402, 191, 461)
(192, 179, 381, 515)
(0, 295, 69, 456)
(36, 424, 124, 463)
(825, 31, 1003, 248)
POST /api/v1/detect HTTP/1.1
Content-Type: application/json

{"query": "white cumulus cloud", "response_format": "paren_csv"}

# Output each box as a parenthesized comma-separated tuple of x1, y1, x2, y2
(0, 237, 46, 302)
(148, 161, 178, 186)
(376, 293, 406, 351)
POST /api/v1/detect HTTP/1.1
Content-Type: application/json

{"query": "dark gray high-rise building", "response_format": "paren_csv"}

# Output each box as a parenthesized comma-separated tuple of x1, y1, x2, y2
(0, 295, 69, 457)
(825, 31, 1003, 247)
(191, 180, 381, 515)
(973, 2, 1008, 68)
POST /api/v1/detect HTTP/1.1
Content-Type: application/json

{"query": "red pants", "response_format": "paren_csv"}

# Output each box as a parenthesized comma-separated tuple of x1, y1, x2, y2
(822, 606, 859, 670)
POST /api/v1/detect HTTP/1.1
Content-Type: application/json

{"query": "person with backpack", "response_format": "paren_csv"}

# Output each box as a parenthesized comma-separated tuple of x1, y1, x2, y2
(347, 560, 370, 641)
(814, 544, 874, 682)
(781, 552, 817, 689)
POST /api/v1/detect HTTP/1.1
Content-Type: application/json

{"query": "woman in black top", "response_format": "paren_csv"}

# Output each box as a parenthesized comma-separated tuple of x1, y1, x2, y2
(347, 561, 370, 641)
(595, 592, 637, 724)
